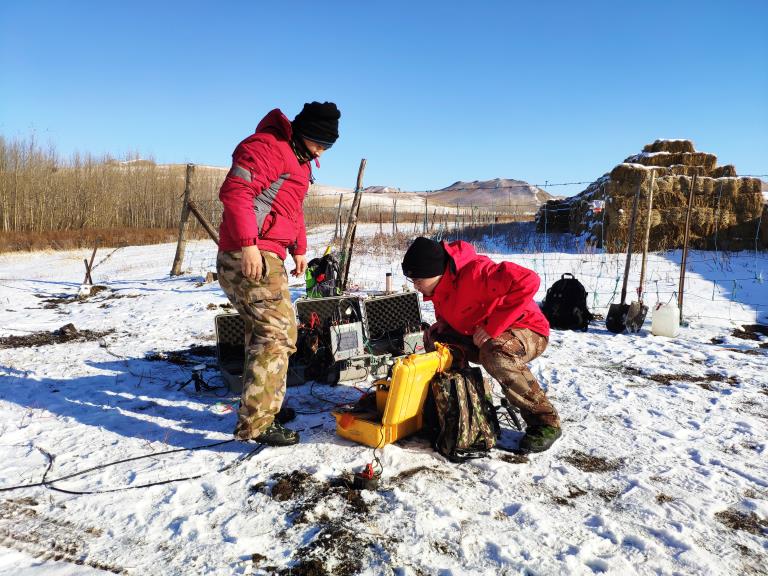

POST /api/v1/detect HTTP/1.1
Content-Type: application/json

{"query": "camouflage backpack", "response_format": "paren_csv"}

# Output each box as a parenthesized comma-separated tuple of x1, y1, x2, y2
(429, 367, 500, 462)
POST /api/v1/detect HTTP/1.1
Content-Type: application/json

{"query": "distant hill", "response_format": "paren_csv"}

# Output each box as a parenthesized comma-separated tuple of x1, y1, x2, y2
(428, 178, 555, 208)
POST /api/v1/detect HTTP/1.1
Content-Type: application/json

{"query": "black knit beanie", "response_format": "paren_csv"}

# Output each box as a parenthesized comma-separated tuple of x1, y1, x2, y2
(402, 237, 448, 279)
(292, 101, 340, 147)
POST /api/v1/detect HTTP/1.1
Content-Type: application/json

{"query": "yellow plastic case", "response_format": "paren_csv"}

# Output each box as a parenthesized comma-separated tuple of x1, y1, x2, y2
(332, 343, 453, 448)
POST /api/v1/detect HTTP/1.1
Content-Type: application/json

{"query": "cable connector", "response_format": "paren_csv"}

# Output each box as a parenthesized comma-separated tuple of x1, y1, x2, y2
(353, 463, 379, 490)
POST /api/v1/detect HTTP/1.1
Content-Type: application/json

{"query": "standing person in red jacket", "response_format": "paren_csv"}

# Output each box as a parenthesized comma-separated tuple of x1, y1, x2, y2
(217, 102, 340, 446)
(402, 236, 561, 452)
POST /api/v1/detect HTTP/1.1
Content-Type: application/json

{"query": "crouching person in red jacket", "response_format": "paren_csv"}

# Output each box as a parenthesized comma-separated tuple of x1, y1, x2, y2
(217, 102, 340, 446)
(402, 237, 561, 453)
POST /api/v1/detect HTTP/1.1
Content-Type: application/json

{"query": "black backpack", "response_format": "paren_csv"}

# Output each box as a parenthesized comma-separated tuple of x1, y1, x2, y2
(425, 367, 500, 463)
(541, 273, 594, 331)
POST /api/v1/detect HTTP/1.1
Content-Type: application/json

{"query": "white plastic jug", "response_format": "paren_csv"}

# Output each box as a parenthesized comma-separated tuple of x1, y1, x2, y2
(651, 301, 680, 337)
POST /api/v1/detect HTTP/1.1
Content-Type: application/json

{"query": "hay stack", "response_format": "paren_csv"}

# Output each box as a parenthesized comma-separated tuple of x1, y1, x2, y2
(537, 140, 766, 251)
(535, 199, 571, 232)
(643, 139, 695, 154)
(761, 203, 768, 248)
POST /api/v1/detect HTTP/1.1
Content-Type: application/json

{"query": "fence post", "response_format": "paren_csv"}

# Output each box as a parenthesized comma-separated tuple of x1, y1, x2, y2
(339, 159, 367, 291)
(170, 163, 195, 276)
(678, 173, 697, 324)
(392, 198, 398, 234)
(334, 194, 343, 241)
(187, 199, 220, 245)
(455, 202, 459, 237)
(714, 181, 723, 257)
(637, 171, 655, 301)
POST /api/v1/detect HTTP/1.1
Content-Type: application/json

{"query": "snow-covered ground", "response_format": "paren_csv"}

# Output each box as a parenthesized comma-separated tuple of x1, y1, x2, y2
(0, 229, 766, 576)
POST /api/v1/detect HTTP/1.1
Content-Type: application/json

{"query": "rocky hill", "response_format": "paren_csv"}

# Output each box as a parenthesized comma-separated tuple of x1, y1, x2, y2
(428, 178, 554, 209)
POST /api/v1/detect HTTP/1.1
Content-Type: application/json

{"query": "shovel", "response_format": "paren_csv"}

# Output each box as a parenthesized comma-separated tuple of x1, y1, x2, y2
(606, 176, 644, 334)
(625, 172, 656, 332)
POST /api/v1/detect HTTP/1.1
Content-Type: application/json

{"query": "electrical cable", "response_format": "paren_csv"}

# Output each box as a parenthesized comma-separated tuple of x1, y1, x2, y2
(0, 439, 266, 495)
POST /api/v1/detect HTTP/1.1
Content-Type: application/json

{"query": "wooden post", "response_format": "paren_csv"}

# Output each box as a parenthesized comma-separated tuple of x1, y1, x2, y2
(187, 199, 219, 245)
(170, 163, 194, 276)
(379, 210, 383, 234)
(423, 196, 428, 235)
(334, 194, 343, 241)
(392, 198, 398, 234)
(637, 171, 655, 301)
(678, 173, 697, 324)
(339, 159, 367, 292)
(455, 202, 459, 234)
(619, 179, 644, 306)
(83, 241, 99, 285)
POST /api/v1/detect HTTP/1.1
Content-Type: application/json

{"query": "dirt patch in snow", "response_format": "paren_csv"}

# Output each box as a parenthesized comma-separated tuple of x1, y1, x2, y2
(714, 508, 768, 535)
(389, 465, 454, 484)
(552, 485, 587, 506)
(496, 452, 530, 465)
(280, 521, 378, 576)
(731, 324, 768, 341)
(0, 498, 126, 574)
(247, 470, 396, 575)
(270, 470, 316, 503)
(626, 368, 740, 387)
(561, 450, 624, 473)
(34, 286, 143, 309)
(0, 323, 114, 348)
(144, 345, 217, 366)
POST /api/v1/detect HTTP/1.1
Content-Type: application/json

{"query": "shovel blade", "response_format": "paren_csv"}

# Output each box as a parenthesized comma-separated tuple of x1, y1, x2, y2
(606, 303, 629, 333)
(625, 301, 648, 333)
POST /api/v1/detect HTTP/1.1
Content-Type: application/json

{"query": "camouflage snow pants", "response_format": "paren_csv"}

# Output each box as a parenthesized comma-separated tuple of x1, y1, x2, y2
(217, 250, 297, 440)
(425, 324, 560, 428)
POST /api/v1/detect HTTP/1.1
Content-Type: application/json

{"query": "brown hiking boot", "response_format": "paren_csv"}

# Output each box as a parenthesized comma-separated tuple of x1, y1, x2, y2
(519, 425, 561, 453)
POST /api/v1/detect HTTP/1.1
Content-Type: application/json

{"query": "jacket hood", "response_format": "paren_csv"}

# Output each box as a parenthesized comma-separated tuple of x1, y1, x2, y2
(255, 108, 293, 140)
(442, 240, 477, 272)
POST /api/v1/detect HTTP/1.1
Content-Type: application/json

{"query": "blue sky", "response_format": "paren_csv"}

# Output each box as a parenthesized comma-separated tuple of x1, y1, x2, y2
(1, 1, 766, 195)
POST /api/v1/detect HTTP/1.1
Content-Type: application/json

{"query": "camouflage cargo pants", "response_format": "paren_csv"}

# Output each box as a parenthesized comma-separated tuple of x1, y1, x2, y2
(217, 250, 297, 440)
(425, 324, 560, 428)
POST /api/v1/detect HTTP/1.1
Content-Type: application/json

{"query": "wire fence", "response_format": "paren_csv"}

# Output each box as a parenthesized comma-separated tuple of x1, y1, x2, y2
(178, 219, 767, 328)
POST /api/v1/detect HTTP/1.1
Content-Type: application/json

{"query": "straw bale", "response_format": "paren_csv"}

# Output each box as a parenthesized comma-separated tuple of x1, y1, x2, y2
(624, 152, 717, 171)
(642, 139, 695, 154)
(609, 163, 649, 186)
(711, 165, 737, 178)
(537, 139, 767, 251)
(652, 176, 675, 201)
(668, 165, 705, 177)
(535, 199, 571, 232)
(699, 178, 714, 197)
(691, 208, 719, 237)
(652, 177, 686, 208)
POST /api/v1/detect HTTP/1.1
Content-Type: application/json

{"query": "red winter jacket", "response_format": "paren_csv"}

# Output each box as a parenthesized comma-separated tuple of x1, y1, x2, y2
(218, 109, 312, 259)
(424, 240, 550, 339)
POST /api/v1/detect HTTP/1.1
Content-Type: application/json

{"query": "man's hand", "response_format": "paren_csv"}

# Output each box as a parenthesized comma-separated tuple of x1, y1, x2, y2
(291, 254, 307, 277)
(423, 319, 448, 352)
(473, 326, 492, 348)
(241, 245, 263, 280)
